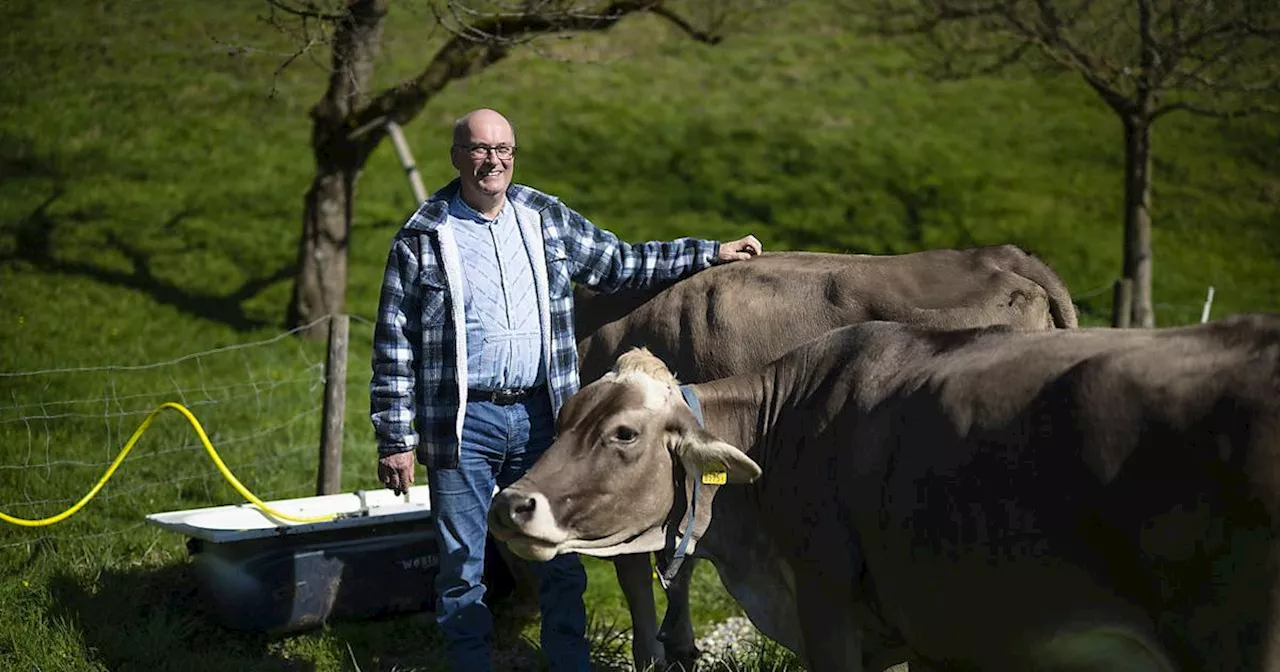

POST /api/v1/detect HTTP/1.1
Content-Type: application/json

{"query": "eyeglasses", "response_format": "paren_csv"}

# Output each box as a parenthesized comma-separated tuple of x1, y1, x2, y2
(455, 143, 516, 160)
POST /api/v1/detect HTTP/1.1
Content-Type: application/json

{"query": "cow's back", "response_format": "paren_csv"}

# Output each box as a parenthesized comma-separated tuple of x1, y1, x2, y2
(575, 246, 1077, 385)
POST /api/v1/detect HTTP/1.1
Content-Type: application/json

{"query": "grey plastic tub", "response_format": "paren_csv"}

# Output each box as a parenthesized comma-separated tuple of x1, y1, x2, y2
(147, 486, 441, 633)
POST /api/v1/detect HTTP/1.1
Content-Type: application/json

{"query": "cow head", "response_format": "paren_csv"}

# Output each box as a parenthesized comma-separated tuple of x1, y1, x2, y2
(488, 348, 761, 562)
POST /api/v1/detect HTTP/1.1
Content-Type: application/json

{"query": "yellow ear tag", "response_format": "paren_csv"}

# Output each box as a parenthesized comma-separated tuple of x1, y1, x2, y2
(701, 471, 727, 485)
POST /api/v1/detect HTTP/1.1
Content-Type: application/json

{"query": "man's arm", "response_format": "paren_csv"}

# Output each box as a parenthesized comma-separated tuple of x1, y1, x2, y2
(559, 204, 759, 294)
(370, 236, 421, 459)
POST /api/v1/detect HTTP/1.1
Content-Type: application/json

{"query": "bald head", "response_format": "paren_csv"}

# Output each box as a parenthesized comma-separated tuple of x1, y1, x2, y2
(452, 108, 515, 147)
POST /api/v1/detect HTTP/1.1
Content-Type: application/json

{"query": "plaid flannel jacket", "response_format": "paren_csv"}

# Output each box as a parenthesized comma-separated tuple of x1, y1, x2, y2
(371, 178, 722, 470)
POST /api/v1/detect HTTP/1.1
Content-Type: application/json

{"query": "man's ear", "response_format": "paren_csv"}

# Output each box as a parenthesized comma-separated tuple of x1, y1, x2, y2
(671, 426, 761, 484)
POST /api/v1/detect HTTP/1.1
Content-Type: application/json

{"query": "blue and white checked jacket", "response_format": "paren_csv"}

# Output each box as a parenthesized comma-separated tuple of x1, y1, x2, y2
(371, 178, 722, 469)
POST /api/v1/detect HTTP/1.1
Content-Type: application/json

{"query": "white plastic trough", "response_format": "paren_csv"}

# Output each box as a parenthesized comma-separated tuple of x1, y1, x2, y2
(145, 485, 444, 632)
(145, 484, 435, 543)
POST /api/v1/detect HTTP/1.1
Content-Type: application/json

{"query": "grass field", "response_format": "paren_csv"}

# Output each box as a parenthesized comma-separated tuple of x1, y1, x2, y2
(1, 0, 1277, 670)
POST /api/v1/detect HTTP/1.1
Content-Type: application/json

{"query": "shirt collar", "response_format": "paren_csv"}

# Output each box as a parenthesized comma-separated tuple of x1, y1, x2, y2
(449, 191, 508, 226)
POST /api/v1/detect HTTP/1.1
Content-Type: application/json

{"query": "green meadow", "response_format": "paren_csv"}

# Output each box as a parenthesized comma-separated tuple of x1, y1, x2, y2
(1, 0, 1276, 670)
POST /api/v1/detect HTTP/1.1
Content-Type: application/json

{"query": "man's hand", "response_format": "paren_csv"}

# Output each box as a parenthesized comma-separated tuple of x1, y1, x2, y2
(378, 450, 417, 495)
(717, 235, 763, 263)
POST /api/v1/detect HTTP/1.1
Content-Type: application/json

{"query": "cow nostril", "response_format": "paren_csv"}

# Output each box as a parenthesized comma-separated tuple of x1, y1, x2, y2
(497, 491, 539, 525)
(514, 496, 536, 516)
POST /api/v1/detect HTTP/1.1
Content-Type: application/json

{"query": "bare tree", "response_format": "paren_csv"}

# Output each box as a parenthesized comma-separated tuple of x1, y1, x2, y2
(866, 0, 1280, 327)
(262, 0, 745, 338)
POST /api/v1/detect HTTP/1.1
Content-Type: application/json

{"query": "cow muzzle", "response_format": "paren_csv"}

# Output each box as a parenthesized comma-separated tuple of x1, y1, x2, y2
(488, 487, 568, 562)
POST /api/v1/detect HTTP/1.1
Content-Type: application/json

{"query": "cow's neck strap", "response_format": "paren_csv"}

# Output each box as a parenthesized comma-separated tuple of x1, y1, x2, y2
(679, 385, 704, 427)
(662, 386, 705, 588)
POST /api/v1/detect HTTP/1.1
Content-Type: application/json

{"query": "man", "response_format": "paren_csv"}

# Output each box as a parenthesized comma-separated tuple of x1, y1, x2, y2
(370, 108, 762, 672)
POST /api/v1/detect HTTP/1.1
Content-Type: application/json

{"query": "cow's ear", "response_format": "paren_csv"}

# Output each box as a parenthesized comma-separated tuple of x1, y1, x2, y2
(673, 428, 762, 484)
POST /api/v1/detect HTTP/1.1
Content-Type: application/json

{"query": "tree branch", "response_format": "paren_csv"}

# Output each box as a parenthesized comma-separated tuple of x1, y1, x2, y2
(884, 1, 1006, 38)
(268, 36, 326, 97)
(1152, 98, 1280, 121)
(342, 0, 716, 156)
(1029, 0, 1110, 83)
(265, 0, 348, 21)
(433, 0, 713, 47)
(920, 29, 1035, 81)
(648, 4, 722, 44)
(1170, 65, 1280, 94)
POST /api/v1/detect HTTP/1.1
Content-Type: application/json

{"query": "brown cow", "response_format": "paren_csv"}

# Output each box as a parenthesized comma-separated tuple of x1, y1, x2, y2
(493, 314, 1280, 671)
(568, 246, 1078, 670)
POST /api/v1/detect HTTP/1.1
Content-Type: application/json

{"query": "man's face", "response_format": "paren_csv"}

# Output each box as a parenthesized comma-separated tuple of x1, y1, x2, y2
(452, 117, 516, 197)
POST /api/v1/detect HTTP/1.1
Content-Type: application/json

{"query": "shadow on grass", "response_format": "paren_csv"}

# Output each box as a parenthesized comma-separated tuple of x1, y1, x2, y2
(328, 610, 635, 672)
(44, 546, 632, 672)
(47, 561, 316, 672)
(4, 188, 294, 332)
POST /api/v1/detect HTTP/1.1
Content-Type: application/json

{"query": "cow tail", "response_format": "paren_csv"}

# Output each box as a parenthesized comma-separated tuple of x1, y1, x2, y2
(1042, 280, 1080, 329)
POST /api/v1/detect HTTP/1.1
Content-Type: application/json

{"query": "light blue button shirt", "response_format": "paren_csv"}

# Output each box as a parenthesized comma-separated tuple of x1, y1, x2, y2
(448, 193, 546, 390)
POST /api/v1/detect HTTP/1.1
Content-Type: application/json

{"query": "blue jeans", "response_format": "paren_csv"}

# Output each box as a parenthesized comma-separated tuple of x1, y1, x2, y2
(427, 390, 589, 672)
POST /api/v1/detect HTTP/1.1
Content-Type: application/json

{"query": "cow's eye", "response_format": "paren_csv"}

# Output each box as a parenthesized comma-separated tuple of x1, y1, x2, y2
(613, 426, 638, 443)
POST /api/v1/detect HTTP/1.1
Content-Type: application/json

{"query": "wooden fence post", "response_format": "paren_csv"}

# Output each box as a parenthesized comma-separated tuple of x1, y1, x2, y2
(1112, 279, 1133, 329)
(318, 313, 349, 496)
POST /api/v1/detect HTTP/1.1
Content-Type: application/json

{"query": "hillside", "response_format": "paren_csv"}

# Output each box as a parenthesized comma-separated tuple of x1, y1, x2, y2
(0, 0, 1276, 670)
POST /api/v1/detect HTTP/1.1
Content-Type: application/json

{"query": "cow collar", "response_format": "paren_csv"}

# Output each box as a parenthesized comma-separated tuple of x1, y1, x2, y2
(660, 385, 709, 588)
(679, 385, 705, 427)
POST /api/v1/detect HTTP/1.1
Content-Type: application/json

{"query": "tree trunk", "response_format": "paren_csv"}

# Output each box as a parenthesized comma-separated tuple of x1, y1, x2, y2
(1121, 115, 1155, 328)
(287, 0, 388, 338)
(290, 166, 355, 339)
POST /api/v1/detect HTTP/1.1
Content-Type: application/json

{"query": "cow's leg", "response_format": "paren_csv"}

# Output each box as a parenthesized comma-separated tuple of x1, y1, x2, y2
(794, 571, 863, 672)
(656, 555, 700, 671)
(613, 552, 665, 671)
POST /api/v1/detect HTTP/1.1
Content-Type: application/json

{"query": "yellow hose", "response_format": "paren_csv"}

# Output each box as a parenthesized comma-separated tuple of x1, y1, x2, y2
(1, 402, 337, 527)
